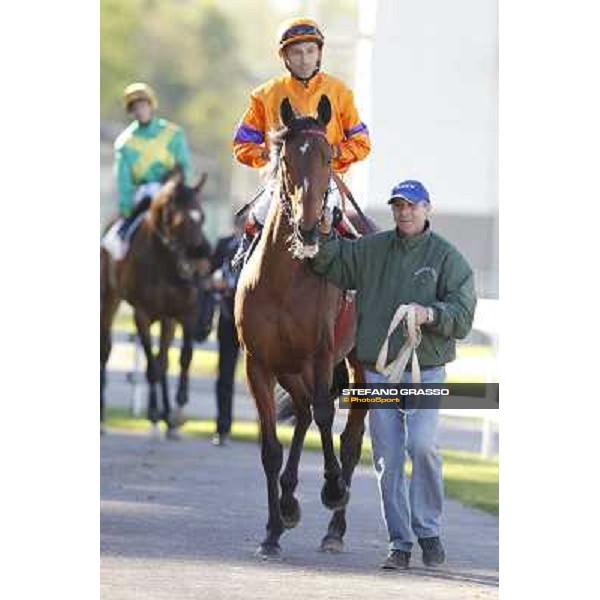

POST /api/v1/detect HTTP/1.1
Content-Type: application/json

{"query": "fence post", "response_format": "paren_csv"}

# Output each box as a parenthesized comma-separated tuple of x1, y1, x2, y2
(128, 333, 145, 417)
(480, 414, 493, 459)
(480, 380, 498, 459)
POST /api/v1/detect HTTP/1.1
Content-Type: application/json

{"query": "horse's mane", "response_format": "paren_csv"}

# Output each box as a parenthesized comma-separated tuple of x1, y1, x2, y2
(148, 168, 200, 220)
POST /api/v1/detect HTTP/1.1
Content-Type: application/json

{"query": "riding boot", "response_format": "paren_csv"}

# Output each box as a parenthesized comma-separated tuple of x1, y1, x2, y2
(231, 217, 262, 272)
(118, 196, 153, 240)
(332, 207, 361, 240)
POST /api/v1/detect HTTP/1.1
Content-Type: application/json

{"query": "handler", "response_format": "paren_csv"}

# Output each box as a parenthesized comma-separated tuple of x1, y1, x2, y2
(309, 179, 477, 570)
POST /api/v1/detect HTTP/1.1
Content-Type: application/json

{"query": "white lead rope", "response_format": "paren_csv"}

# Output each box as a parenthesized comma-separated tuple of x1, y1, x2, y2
(375, 304, 422, 384)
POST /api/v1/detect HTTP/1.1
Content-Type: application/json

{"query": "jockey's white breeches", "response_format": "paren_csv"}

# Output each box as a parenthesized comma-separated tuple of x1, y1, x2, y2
(250, 175, 343, 225)
(133, 182, 162, 206)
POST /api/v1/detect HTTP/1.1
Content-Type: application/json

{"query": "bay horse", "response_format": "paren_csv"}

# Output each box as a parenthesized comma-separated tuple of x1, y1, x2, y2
(235, 95, 369, 558)
(100, 168, 211, 437)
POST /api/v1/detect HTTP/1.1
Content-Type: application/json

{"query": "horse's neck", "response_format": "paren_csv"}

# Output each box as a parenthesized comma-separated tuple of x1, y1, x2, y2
(130, 222, 168, 269)
(259, 198, 306, 288)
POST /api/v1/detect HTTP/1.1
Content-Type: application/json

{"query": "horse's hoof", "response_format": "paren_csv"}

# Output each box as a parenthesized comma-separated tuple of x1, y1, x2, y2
(149, 424, 162, 439)
(280, 499, 301, 529)
(321, 484, 350, 511)
(165, 427, 182, 441)
(320, 535, 344, 553)
(170, 407, 187, 428)
(256, 543, 281, 560)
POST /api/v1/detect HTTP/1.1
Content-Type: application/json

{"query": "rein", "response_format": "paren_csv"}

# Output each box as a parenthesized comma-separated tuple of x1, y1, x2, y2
(376, 303, 423, 383)
(153, 217, 200, 283)
(375, 304, 424, 416)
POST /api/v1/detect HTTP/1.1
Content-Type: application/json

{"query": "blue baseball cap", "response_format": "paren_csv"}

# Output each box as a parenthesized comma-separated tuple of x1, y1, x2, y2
(388, 180, 430, 205)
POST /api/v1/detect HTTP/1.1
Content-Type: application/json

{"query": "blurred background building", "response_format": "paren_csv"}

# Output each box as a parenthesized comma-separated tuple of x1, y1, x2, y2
(101, 0, 499, 438)
(100, 0, 497, 298)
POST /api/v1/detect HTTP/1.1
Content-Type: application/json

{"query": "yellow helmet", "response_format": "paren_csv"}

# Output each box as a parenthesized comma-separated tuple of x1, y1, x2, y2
(277, 17, 324, 55)
(123, 82, 158, 111)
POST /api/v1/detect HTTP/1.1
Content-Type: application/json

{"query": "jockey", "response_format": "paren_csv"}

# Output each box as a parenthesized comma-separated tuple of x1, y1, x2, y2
(231, 17, 371, 267)
(102, 82, 192, 260)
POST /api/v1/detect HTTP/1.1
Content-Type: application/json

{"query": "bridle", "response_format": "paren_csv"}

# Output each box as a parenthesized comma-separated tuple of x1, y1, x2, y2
(276, 127, 332, 258)
(154, 201, 206, 283)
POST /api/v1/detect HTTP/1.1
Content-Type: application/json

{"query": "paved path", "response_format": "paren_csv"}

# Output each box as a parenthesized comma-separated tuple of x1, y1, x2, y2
(101, 431, 498, 599)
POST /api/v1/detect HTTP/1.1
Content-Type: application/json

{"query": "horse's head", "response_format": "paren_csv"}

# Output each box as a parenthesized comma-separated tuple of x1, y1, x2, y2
(275, 94, 332, 258)
(149, 168, 210, 277)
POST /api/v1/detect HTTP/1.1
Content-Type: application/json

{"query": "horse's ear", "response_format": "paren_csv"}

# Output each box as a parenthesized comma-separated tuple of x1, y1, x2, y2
(316, 95, 332, 126)
(163, 166, 184, 190)
(194, 173, 208, 195)
(280, 97, 295, 127)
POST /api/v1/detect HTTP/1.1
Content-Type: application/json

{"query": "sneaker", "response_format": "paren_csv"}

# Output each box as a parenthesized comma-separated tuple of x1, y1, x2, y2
(418, 536, 446, 567)
(211, 433, 228, 446)
(380, 550, 411, 570)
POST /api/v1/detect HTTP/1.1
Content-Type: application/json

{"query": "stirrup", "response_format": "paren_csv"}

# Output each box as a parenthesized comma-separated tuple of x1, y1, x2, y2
(231, 222, 263, 272)
(231, 232, 253, 272)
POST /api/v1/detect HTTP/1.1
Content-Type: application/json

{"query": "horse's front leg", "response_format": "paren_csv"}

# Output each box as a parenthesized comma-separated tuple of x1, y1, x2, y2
(277, 374, 312, 530)
(313, 356, 348, 513)
(157, 318, 177, 438)
(246, 353, 283, 558)
(174, 313, 195, 427)
(134, 310, 159, 433)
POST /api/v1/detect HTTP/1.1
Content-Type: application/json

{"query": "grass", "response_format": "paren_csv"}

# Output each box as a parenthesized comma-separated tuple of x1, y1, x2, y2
(104, 408, 498, 516)
(107, 309, 495, 385)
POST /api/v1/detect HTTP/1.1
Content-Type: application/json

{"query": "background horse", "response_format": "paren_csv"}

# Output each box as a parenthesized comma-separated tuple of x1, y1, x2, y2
(100, 168, 211, 438)
(235, 95, 370, 557)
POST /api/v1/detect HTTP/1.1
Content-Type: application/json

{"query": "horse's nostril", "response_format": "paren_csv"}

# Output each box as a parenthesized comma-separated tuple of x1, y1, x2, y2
(299, 225, 318, 245)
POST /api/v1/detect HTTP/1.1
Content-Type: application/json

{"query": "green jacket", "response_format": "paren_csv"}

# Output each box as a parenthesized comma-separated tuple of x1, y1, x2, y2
(114, 118, 192, 216)
(309, 223, 477, 371)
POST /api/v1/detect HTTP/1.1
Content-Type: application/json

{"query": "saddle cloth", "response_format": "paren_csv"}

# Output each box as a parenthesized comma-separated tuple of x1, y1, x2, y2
(333, 291, 356, 355)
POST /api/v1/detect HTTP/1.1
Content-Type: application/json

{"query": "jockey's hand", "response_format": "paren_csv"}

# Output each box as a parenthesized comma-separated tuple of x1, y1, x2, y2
(410, 303, 431, 326)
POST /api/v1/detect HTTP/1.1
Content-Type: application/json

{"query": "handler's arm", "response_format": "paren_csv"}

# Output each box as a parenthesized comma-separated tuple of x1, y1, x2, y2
(428, 252, 477, 339)
(309, 236, 363, 290)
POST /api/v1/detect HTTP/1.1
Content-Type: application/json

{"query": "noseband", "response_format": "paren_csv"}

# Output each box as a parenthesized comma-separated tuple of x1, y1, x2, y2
(154, 206, 205, 283)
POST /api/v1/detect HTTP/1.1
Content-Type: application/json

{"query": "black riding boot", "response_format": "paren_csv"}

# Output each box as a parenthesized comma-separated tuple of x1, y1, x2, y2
(117, 196, 152, 240)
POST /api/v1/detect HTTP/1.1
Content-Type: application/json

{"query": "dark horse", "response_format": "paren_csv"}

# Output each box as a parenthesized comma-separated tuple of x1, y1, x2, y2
(235, 95, 369, 558)
(100, 168, 211, 437)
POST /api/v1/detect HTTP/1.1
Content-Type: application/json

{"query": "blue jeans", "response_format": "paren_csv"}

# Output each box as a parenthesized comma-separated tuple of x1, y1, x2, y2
(366, 366, 446, 552)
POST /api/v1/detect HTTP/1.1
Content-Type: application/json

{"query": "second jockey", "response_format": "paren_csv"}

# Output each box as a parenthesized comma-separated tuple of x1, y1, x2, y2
(102, 82, 192, 260)
(231, 17, 371, 267)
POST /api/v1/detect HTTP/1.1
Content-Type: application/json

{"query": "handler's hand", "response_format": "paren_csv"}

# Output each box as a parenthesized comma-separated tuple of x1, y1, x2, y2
(410, 303, 430, 326)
